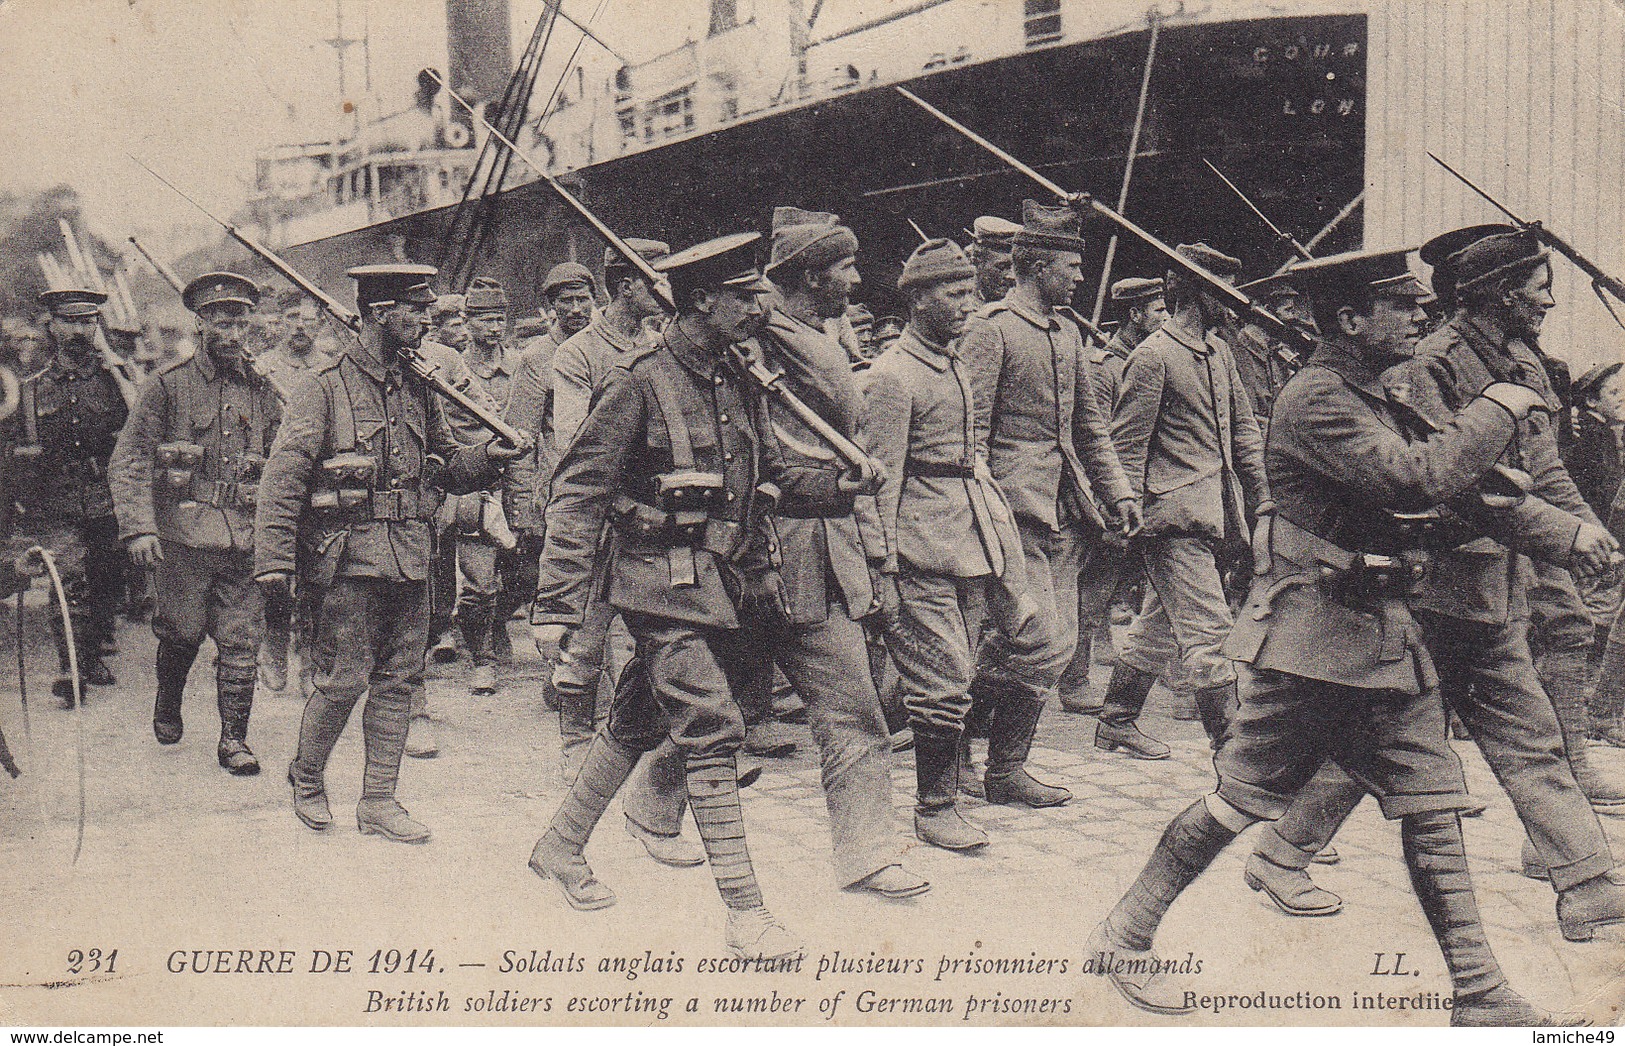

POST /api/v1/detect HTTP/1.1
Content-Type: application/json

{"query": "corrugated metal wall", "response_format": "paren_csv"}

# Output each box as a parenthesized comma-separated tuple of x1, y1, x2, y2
(1365, 0, 1625, 370)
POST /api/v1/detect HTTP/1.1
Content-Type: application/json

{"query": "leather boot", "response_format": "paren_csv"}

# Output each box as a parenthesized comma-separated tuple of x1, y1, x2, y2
(983, 692, 1071, 807)
(489, 618, 514, 663)
(1399, 812, 1513, 1006)
(153, 640, 197, 745)
(1094, 664, 1168, 759)
(1557, 872, 1625, 942)
(458, 604, 493, 675)
(356, 799, 432, 844)
(1058, 633, 1104, 714)
(1539, 648, 1625, 809)
(215, 664, 260, 775)
(1194, 681, 1235, 750)
(289, 681, 350, 828)
(531, 732, 642, 909)
(687, 753, 769, 912)
(258, 628, 289, 693)
(957, 737, 985, 799)
(1243, 852, 1342, 916)
(912, 726, 987, 851)
(287, 762, 331, 831)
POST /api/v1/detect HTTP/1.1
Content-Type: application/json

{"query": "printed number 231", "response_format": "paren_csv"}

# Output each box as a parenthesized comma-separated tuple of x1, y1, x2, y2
(68, 949, 117, 975)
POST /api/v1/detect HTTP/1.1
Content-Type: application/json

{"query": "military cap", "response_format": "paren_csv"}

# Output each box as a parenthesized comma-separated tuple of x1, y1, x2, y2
(182, 272, 261, 314)
(1284, 247, 1429, 301)
(1573, 361, 1623, 402)
(1110, 276, 1165, 302)
(1013, 199, 1085, 253)
(846, 303, 875, 327)
(1238, 272, 1305, 301)
(465, 276, 509, 314)
(765, 206, 859, 278)
(874, 315, 906, 340)
(1174, 242, 1243, 279)
(971, 215, 1022, 253)
(1447, 229, 1551, 296)
(346, 263, 438, 308)
(898, 238, 977, 290)
(429, 293, 466, 323)
(603, 238, 671, 273)
(657, 232, 772, 298)
(1418, 224, 1518, 301)
(39, 288, 107, 319)
(543, 262, 594, 296)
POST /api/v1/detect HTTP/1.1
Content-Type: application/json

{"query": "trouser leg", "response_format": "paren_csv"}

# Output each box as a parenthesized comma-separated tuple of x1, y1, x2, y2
(1255, 763, 1365, 869)
(1401, 811, 1506, 998)
(623, 739, 688, 836)
(769, 606, 900, 887)
(291, 578, 373, 785)
(209, 553, 264, 744)
(1422, 612, 1615, 891)
(360, 581, 428, 801)
(456, 540, 498, 665)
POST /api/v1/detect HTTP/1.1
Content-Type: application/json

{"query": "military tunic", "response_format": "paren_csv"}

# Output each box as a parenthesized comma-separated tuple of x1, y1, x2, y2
(109, 350, 281, 671)
(6, 350, 129, 654)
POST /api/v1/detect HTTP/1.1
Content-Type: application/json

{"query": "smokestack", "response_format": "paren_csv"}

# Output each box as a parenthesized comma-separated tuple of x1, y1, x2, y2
(446, 0, 513, 104)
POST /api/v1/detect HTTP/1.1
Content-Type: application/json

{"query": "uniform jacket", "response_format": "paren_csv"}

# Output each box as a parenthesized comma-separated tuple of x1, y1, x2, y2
(1385, 313, 1593, 624)
(863, 326, 1021, 580)
(750, 306, 882, 624)
(532, 321, 835, 632)
(503, 327, 569, 531)
(1087, 329, 1135, 419)
(256, 344, 332, 403)
(960, 298, 1132, 534)
(1226, 341, 1524, 693)
(1569, 408, 1624, 522)
(254, 343, 496, 584)
(1113, 318, 1269, 543)
(8, 349, 128, 523)
(109, 350, 282, 553)
(415, 339, 496, 446)
(1231, 323, 1298, 423)
(462, 340, 515, 413)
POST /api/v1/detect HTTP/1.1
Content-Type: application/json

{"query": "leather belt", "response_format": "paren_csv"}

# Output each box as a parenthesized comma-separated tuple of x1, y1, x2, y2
(904, 459, 976, 479)
(369, 488, 435, 522)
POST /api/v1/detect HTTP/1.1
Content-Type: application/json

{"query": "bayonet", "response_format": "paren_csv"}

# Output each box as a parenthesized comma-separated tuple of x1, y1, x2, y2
(1202, 159, 1313, 262)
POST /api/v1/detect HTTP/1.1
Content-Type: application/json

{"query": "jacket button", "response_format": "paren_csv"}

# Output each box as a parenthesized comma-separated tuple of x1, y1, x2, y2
(724, 452, 734, 462)
(713, 375, 723, 385)
(725, 491, 736, 501)
(719, 413, 729, 423)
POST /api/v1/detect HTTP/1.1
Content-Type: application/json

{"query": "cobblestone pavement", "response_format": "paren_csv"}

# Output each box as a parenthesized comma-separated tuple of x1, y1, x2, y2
(2, 601, 1623, 1027)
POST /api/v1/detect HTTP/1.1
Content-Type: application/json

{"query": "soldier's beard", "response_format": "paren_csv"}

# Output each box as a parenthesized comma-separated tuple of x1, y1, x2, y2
(288, 332, 313, 355)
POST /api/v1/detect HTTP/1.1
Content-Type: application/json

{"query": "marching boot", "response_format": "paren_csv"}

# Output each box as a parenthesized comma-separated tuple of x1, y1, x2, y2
(1539, 648, 1625, 809)
(957, 736, 985, 799)
(983, 691, 1071, 807)
(489, 617, 514, 664)
(912, 726, 987, 851)
(215, 664, 261, 775)
(1243, 850, 1343, 917)
(687, 753, 803, 960)
(1556, 872, 1625, 943)
(1194, 681, 1236, 750)
(1058, 633, 1104, 714)
(258, 628, 290, 694)
(287, 761, 331, 831)
(1096, 800, 1240, 1014)
(153, 640, 198, 744)
(459, 604, 496, 695)
(530, 732, 641, 909)
(355, 683, 429, 843)
(1094, 664, 1168, 759)
(1401, 812, 1586, 1026)
(288, 679, 351, 831)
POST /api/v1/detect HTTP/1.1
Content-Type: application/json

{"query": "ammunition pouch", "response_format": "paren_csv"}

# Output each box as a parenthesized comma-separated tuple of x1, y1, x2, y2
(610, 494, 744, 555)
(313, 453, 379, 514)
(156, 442, 205, 498)
(651, 470, 725, 544)
(1319, 554, 1427, 610)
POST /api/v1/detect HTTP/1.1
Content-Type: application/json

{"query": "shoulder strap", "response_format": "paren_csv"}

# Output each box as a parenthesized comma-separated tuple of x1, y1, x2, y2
(644, 355, 696, 470)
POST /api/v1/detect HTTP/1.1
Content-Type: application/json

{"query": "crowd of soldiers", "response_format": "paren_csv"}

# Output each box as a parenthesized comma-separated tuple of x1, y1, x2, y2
(5, 193, 1625, 1028)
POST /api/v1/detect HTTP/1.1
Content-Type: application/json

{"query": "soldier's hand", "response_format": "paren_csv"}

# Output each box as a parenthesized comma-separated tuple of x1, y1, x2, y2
(532, 623, 569, 662)
(126, 534, 163, 569)
(837, 454, 885, 496)
(256, 571, 292, 603)
(1480, 382, 1550, 421)
(486, 435, 533, 465)
(1571, 522, 1621, 579)
(1251, 514, 1274, 576)
(1115, 497, 1144, 539)
(870, 568, 902, 628)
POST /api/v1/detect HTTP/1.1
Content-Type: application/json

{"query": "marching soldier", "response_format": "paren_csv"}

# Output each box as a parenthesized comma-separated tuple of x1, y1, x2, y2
(1090, 248, 1584, 1027)
(960, 201, 1140, 807)
(1097, 243, 1272, 759)
(1059, 275, 1165, 713)
(110, 273, 279, 773)
(255, 263, 523, 843)
(453, 277, 524, 695)
(527, 233, 806, 960)
(864, 239, 1068, 850)
(5, 288, 128, 702)
(1383, 227, 1625, 934)
(748, 206, 927, 896)
(968, 215, 1021, 305)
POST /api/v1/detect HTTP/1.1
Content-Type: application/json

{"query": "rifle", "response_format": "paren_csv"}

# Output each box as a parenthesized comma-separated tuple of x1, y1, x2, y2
(128, 236, 186, 294)
(432, 73, 875, 475)
(130, 157, 526, 447)
(895, 87, 1315, 358)
(1202, 159, 1314, 264)
(1429, 152, 1625, 330)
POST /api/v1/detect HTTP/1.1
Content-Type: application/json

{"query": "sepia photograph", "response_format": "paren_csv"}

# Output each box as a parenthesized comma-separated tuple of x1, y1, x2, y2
(1, 0, 1624, 1033)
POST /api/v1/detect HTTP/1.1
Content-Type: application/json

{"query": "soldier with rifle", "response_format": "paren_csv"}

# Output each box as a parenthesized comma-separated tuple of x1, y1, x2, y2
(1089, 247, 1588, 1027)
(5, 287, 129, 702)
(255, 264, 527, 843)
(110, 273, 280, 774)
(528, 233, 815, 960)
